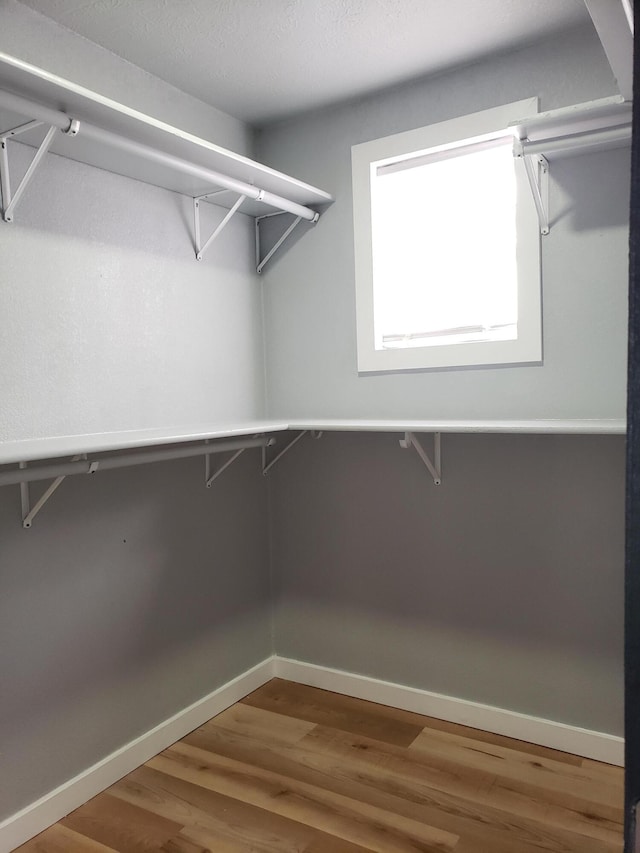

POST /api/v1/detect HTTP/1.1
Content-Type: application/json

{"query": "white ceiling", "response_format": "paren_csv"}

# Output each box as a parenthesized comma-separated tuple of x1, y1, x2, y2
(17, 0, 591, 126)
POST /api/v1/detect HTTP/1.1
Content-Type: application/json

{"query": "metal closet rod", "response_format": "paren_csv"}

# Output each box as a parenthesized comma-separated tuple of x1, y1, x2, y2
(0, 436, 274, 487)
(519, 125, 631, 158)
(0, 88, 319, 222)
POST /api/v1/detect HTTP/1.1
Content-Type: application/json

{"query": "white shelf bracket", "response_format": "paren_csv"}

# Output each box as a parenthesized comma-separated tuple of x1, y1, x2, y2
(0, 119, 43, 138)
(206, 436, 276, 486)
(255, 210, 317, 274)
(400, 432, 442, 485)
(1, 119, 79, 223)
(194, 192, 246, 261)
(515, 141, 549, 236)
(18, 455, 82, 528)
(4, 437, 275, 526)
(262, 430, 323, 475)
(0, 120, 42, 215)
(205, 448, 245, 487)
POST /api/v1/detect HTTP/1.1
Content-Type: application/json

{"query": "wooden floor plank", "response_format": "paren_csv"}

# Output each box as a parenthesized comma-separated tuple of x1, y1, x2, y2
(298, 725, 622, 846)
(410, 726, 623, 804)
(161, 834, 252, 853)
(13, 679, 623, 853)
(581, 758, 625, 781)
(190, 716, 540, 853)
(303, 838, 374, 853)
(151, 741, 459, 853)
(208, 721, 564, 853)
(414, 716, 585, 767)
(16, 824, 119, 853)
(241, 679, 425, 747)
(61, 792, 182, 853)
(242, 680, 586, 767)
(117, 763, 384, 853)
(199, 705, 621, 852)
(211, 702, 316, 746)
(112, 765, 318, 853)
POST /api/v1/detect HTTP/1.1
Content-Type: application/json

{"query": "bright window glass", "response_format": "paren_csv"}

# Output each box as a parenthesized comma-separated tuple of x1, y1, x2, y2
(371, 140, 518, 351)
(351, 99, 541, 373)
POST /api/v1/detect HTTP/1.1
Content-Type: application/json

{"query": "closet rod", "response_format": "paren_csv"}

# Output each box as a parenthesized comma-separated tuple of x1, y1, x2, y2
(0, 436, 273, 487)
(0, 88, 319, 222)
(519, 125, 631, 158)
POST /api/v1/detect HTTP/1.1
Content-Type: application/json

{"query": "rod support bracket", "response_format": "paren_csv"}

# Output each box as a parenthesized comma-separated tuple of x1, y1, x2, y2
(262, 430, 311, 475)
(515, 140, 550, 236)
(194, 192, 246, 261)
(255, 213, 304, 274)
(4, 437, 275, 526)
(1, 123, 59, 222)
(400, 432, 442, 485)
(206, 436, 275, 487)
(17, 456, 83, 528)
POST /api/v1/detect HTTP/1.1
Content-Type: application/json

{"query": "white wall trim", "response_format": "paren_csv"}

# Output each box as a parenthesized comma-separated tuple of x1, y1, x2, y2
(273, 657, 624, 767)
(0, 657, 275, 853)
(1, 654, 624, 852)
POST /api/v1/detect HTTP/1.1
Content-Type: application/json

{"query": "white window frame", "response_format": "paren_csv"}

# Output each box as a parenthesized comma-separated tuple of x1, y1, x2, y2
(351, 98, 542, 373)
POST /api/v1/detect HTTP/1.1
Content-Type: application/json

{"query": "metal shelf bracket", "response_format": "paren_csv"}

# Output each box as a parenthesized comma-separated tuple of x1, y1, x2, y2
(205, 436, 276, 486)
(400, 432, 442, 485)
(0, 118, 79, 222)
(262, 429, 323, 475)
(6, 436, 274, 527)
(18, 455, 82, 528)
(255, 210, 318, 274)
(194, 191, 246, 260)
(514, 141, 549, 236)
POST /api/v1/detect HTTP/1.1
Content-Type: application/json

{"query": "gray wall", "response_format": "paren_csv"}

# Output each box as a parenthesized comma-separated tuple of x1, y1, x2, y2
(0, 16, 271, 820)
(259, 28, 628, 735)
(0, 1, 265, 443)
(0, 451, 271, 820)
(269, 431, 625, 734)
(0, 144, 266, 441)
(257, 25, 629, 420)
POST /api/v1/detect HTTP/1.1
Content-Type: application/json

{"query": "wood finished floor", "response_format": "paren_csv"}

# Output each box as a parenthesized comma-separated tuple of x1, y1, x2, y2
(16, 678, 623, 853)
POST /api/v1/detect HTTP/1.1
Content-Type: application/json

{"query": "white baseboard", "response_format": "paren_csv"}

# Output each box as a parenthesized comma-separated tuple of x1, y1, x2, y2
(1, 654, 624, 852)
(273, 657, 624, 767)
(0, 657, 275, 853)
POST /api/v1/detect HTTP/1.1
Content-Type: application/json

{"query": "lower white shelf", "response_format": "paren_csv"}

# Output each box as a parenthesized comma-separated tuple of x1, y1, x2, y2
(0, 417, 625, 467)
(288, 418, 627, 435)
(0, 421, 289, 466)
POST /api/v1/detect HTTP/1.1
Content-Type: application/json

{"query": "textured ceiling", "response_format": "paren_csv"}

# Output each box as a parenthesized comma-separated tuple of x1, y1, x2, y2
(17, 0, 591, 125)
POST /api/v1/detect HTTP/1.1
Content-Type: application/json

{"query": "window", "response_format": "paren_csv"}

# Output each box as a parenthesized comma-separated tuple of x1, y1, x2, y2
(352, 99, 542, 373)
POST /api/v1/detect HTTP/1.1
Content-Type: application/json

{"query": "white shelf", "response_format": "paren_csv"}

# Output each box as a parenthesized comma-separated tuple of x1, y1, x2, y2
(511, 95, 632, 159)
(0, 421, 289, 466)
(0, 418, 624, 467)
(288, 418, 627, 435)
(0, 51, 333, 219)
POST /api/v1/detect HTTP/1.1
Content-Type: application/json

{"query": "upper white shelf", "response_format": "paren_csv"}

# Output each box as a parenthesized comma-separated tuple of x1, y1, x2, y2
(510, 95, 632, 160)
(0, 51, 333, 219)
(0, 418, 625, 466)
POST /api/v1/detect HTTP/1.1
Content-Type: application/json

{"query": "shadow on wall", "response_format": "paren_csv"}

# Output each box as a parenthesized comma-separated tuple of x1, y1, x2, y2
(548, 146, 630, 232)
